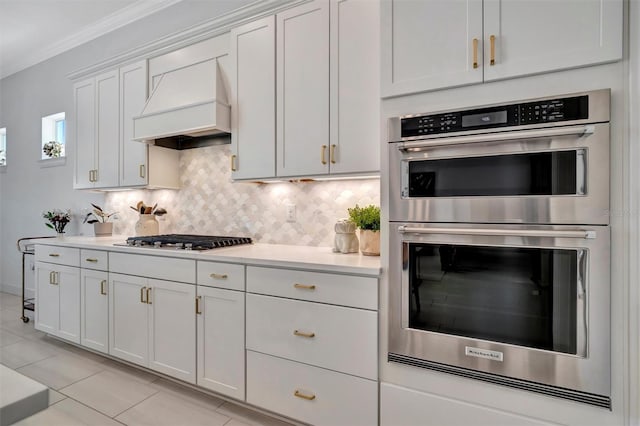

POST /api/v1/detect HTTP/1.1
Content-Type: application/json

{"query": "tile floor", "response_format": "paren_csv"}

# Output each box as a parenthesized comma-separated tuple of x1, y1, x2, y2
(0, 292, 295, 426)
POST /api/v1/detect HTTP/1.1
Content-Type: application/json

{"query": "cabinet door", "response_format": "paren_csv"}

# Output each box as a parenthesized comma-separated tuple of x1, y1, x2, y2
(74, 78, 96, 189)
(35, 262, 59, 335)
(230, 16, 276, 180)
(148, 279, 196, 383)
(197, 286, 245, 400)
(109, 273, 148, 366)
(81, 269, 109, 353)
(94, 70, 119, 188)
(276, 0, 330, 177)
(329, 0, 379, 175)
(57, 265, 81, 343)
(120, 60, 148, 187)
(483, 0, 622, 82)
(381, 0, 483, 97)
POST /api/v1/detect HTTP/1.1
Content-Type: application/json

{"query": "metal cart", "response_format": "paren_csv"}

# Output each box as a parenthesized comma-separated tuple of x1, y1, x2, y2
(16, 237, 55, 323)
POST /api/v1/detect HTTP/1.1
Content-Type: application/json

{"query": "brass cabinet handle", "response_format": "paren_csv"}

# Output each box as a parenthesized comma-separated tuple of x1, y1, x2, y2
(293, 330, 315, 338)
(89, 170, 94, 182)
(196, 296, 202, 315)
(85, 258, 98, 263)
(140, 286, 146, 303)
(210, 273, 228, 280)
(50, 271, 59, 285)
(294, 390, 316, 401)
(330, 144, 336, 164)
(321, 145, 327, 165)
(472, 38, 479, 69)
(93, 169, 98, 182)
(231, 154, 237, 172)
(294, 283, 316, 291)
(49, 253, 60, 257)
(490, 35, 496, 66)
(146, 287, 152, 304)
(139, 164, 145, 178)
(100, 280, 107, 295)
(49, 271, 54, 284)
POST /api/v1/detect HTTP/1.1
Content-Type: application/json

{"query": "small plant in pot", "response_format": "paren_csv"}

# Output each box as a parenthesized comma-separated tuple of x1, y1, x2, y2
(347, 204, 380, 256)
(83, 203, 117, 237)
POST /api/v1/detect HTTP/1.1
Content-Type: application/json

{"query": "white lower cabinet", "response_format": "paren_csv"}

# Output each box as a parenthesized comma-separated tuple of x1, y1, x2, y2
(196, 286, 245, 399)
(80, 269, 109, 353)
(109, 273, 196, 383)
(35, 262, 81, 343)
(247, 351, 378, 426)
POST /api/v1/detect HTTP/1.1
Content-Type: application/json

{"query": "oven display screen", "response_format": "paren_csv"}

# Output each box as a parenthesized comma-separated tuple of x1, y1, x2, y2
(462, 110, 507, 127)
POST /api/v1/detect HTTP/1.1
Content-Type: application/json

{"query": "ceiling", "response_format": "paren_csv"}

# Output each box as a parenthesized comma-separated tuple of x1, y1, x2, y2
(0, 0, 182, 79)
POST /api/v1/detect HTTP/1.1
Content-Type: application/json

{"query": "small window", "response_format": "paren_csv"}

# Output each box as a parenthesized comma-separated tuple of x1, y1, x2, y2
(42, 112, 66, 160)
(0, 127, 6, 166)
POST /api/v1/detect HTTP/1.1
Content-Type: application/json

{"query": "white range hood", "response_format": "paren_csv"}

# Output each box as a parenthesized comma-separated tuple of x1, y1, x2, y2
(133, 58, 230, 143)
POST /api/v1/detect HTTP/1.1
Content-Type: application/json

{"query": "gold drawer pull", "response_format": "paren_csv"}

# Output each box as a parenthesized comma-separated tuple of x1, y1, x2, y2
(141, 286, 146, 303)
(294, 283, 316, 291)
(294, 390, 316, 401)
(293, 330, 315, 338)
(139, 164, 146, 178)
(210, 273, 228, 280)
(321, 145, 327, 165)
(85, 258, 98, 263)
(100, 280, 107, 295)
(489, 34, 496, 66)
(472, 38, 479, 69)
(330, 144, 336, 164)
(49, 253, 60, 257)
(231, 154, 237, 172)
(196, 296, 202, 315)
(146, 287, 152, 304)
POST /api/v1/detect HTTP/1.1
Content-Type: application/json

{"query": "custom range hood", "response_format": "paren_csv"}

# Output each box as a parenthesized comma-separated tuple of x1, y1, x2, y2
(133, 58, 230, 149)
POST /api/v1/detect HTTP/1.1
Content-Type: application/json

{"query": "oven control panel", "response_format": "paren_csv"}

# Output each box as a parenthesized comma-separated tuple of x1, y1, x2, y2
(400, 95, 589, 138)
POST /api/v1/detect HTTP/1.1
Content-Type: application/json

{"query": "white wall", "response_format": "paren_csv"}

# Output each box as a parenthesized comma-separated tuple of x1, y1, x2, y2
(0, 0, 256, 295)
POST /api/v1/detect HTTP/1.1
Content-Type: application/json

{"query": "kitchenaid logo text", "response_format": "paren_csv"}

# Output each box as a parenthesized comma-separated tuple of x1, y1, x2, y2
(465, 346, 504, 362)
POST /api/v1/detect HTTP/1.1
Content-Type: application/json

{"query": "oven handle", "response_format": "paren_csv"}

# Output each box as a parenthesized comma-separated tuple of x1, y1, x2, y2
(397, 226, 596, 239)
(397, 125, 595, 151)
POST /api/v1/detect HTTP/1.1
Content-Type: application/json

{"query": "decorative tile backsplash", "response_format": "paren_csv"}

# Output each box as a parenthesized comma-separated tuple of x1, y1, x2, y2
(105, 145, 380, 247)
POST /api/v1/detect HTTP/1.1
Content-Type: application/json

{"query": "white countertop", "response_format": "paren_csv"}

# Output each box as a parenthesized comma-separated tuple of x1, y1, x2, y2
(31, 236, 381, 276)
(0, 365, 48, 425)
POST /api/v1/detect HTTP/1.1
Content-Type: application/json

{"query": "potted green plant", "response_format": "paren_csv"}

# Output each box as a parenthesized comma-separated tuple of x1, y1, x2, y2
(83, 203, 117, 237)
(347, 204, 380, 256)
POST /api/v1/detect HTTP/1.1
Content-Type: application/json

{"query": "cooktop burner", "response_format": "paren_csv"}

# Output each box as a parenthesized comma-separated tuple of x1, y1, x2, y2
(120, 234, 252, 251)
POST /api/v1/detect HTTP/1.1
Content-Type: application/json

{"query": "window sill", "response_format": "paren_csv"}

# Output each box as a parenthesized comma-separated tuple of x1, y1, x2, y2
(39, 157, 66, 168)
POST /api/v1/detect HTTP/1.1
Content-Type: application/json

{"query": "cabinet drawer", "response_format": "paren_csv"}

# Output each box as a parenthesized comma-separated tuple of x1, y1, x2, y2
(197, 261, 245, 291)
(246, 294, 377, 380)
(80, 249, 108, 271)
(35, 245, 80, 267)
(109, 252, 195, 283)
(246, 266, 377, 310)
(247, 350, 378, 426)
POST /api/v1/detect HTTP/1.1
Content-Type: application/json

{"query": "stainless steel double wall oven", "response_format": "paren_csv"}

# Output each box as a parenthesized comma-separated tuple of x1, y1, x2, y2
(387, 89, 611, 408)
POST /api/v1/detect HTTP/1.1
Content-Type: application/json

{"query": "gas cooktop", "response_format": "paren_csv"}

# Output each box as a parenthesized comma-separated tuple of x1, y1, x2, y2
(116, 234, 252, 251)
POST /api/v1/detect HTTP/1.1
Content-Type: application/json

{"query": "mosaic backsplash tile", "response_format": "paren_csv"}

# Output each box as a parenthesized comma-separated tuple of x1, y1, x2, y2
(105, 145, 380, 247)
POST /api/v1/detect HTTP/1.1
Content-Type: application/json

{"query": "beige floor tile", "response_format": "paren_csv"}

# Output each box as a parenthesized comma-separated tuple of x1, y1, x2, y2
(116, 391, 231, 426)
(48, 389, 66, 406)
(0, 293, 21, 310)
(60, 370, 158, 417)
(224, 420, 253, 426)
(17, 352, 105, 389)
(101, 359, 159, 384)
(0, 339, 59, 369)
(0, 319, 46, 340)
(14, 398, 122, 426)
(216, 402, 295, 426)
(40, 336, 110, 364)
(150, 378, 226, 411)
(0, 328, 24, 347)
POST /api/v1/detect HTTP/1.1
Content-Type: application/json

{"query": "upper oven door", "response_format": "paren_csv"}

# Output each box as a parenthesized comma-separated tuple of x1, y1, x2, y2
(389, 123, 610, 225)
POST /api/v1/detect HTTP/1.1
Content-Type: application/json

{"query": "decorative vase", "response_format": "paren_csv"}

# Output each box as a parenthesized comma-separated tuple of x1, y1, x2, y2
(359, 229, 380, 256)
(333, 219, 359, 254)
(94, 222, 113, 237)
(56, 232, 65, 239)
(135, 214, 159, 236)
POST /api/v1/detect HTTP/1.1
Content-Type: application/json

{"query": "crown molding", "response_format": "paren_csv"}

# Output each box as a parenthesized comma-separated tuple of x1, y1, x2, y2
(0, 0, 183, 80)
(67, 0, 308, 81)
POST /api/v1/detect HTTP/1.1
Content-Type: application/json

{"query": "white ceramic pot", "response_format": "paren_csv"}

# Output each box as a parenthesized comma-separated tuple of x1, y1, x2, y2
(135, 214, 159, 236)
(359, 229, 380, 256)
(94, 222, 113, 237)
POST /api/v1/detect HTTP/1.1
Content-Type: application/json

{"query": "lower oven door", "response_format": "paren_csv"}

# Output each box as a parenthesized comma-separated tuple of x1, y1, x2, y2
(388, 222, 610, 407)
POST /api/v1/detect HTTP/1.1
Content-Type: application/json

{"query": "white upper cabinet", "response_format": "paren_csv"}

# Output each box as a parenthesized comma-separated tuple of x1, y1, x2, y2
(95, 70, 120, 188)
(230, 16, 276, 180)
(381, 0, 483, 98)
(120, 61, 148, 187)
(482, 0, 623, 82)
(330, 0, 380, 175)
(382, 0, 623, 97)
(276, 0, 330, 177)
(74, 79, 96, 189)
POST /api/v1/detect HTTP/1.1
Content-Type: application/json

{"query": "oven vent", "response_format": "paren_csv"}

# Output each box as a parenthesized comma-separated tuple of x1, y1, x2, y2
(388, 353, 611, 410)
